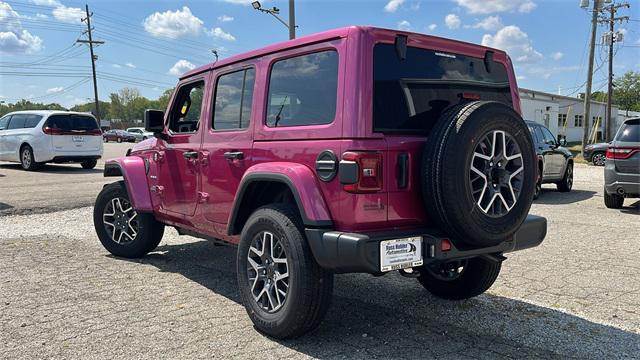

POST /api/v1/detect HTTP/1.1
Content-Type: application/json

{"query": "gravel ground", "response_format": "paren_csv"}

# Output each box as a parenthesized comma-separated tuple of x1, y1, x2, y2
(0, 143, 131, 216)
(1, 164, 639, 359)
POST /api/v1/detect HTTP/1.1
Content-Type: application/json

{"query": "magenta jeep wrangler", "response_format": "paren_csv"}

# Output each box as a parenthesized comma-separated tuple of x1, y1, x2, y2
(94, 26, 546, 339)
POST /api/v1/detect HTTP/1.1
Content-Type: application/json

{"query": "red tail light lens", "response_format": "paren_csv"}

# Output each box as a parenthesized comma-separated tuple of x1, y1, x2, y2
(87, 129, 103, 136)
(606, 147, 640, 160)
(342, 151, 383, 193)
(42, 127, 62, 135)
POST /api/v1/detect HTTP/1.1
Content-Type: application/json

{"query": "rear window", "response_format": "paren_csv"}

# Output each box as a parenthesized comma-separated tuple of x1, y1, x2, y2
(45, 114, 99, 131)
(373, 44, 513, 134)
(615, 119, 640, 142)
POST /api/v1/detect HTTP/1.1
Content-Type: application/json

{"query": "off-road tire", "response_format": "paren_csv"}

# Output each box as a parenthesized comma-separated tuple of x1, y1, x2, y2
(237, 204, 333, 339)
(81, 160, 98, 169)
(556, 162, 573, 192)
(20, 145, 41, 171)
(417, 257, 501, 300)
(93, 181, 164, 258)
(604, 189, 624, 209)
(422, 101, 536, 247)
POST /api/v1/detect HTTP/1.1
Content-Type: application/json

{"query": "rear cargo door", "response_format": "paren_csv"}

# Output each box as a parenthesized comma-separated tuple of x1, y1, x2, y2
(44, 114, 102, 152)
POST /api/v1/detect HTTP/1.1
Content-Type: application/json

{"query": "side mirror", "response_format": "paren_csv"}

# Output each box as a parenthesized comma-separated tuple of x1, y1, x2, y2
(559, 138, 567, 147)
(145, 109, 164, 133)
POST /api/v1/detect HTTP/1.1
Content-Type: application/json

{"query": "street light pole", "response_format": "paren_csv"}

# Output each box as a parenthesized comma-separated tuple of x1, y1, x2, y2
(252, 1, 296, 40)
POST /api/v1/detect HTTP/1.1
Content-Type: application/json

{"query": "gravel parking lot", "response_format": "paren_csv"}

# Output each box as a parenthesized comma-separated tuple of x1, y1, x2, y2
(1, 151, 639, 359)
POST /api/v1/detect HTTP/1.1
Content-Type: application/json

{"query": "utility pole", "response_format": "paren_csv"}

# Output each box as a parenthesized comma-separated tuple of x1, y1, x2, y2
(599, 2, 630, 141)
(581, 0, 600, 155)
(288, 0, 296, 40)
(77, 5, 104, 121)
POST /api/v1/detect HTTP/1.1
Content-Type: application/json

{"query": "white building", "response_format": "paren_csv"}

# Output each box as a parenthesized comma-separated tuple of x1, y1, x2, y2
(519, 88, 618, 143)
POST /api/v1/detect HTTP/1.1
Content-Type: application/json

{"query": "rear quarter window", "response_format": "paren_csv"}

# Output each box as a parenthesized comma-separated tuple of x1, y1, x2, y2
(615, 119, 640, 143)
(266, 50, 339, 127)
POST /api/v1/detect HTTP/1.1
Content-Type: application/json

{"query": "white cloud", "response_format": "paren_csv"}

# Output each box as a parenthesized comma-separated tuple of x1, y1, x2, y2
(143, 7, 203, 39)
(384, 0, 405, 13)
(112, 64, 122, 68)
(445, 14, 461, 29)
(46, 87, 64, 93)
(427, 23, 437, 31)
(455, 0, 536, 14)
(168, 59, 196, 76)
(0, 2, 43, 54)
(31, 0, 61, 6)
(482, 25, 542, 63)
(516, 75, 526, 81)
(52, 5, 84, 23)
(125, 62, 136, 68)
(223, 0, 264, 4)
(397, 20, 411, 31)
(206, 27, 236, 41)
(218, 15, 234, 22)
(466, 16, 502, 31)
(550, 52, 563, 61)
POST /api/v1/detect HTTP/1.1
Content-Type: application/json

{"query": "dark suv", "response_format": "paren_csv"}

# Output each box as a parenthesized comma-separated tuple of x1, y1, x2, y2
(604, 118, 640, 208)
(93, 27, 547, 339)
(526, 121, 574, 199)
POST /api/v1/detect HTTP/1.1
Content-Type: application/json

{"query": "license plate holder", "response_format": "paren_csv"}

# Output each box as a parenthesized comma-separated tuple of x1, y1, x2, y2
(72, 135, 84, 143)
(380, 237, 423, 272)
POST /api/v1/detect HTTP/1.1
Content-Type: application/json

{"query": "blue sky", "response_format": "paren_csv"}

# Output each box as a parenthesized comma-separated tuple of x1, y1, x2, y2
(0, 0, 638, 108)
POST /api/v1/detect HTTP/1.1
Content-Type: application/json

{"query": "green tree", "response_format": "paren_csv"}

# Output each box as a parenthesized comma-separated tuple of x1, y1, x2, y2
(614, 71, 640, 115)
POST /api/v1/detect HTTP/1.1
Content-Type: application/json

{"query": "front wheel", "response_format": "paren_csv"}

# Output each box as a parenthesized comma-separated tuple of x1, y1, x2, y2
(556, 162, 573, 192)
(93, 182, 164, 258)
(417, 257, 501, 300)
(236, 204, 333, 339)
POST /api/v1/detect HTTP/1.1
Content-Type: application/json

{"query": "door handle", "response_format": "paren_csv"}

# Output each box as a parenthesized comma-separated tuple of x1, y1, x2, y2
(224, 151, 244, 160)
(183, 151, 199, 159)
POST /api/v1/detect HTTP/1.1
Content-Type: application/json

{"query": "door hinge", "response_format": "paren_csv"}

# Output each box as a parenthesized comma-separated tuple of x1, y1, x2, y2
(153, 151, 165, 163)
(198, 192, 210, 203)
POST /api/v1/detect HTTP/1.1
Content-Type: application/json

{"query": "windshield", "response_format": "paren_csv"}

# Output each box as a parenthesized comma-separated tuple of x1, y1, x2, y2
(373, 44, 513, 134)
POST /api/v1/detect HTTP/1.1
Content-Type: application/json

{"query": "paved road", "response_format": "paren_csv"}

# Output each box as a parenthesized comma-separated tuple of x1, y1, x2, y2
(0, 164, 638, 358)
(0, 143, 131, 216)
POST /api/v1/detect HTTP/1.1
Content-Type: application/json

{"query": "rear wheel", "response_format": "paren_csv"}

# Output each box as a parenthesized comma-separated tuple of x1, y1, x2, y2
(533, 165, 542, 200)
(604, 189, 624, 209)
(422, 101, 536, 248)
(117, 138, 122, 143)
(93, 182, 164, 258)
(81, 160, 97, 169)
(20, 145, 41, 171)
(417, 257, 501, 300)
(592, 152, 606, 166)
(237, 204, 333, 339)
(556, 162, 573, 192)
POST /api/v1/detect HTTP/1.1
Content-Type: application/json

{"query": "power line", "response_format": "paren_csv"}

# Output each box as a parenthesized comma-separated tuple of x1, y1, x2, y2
(76, 4, 104, 121)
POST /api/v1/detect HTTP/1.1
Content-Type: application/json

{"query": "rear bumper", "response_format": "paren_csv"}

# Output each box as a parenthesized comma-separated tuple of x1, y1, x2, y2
(604, 164, 640, 197)
(51, 155, 101, 163)
(306, 215, 547, 274)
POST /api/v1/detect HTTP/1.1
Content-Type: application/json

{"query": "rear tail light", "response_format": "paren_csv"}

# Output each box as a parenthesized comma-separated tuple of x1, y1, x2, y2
(87, 129, 103, 136)
(42, 127, 62, 135)
(606, 147, 640, 160)
(341, 151, 383, 193)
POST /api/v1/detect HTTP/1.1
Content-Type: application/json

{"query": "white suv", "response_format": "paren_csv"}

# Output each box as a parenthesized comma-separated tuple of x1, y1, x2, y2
(0, 111, 103, 171)
(125, 127, 154, 142)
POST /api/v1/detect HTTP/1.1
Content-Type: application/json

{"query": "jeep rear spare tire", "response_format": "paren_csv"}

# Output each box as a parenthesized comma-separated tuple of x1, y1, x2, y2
(422, 101, 535, 247)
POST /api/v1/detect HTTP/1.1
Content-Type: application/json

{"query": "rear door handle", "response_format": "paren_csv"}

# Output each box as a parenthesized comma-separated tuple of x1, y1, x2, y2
(224, 151, 244, 160)
(183, 151, 198, 159)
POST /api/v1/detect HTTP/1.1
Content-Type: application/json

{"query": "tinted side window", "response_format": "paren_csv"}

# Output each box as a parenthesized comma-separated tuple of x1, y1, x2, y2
(24, 115, 43, 128)
(8, 114, 27, 129)
(213, 68, 255, 130)
(0, 115, 10, 130)
(169, 81, 205, 133)
(266, 50, 339, 127)
(615, 119, 640, 142)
